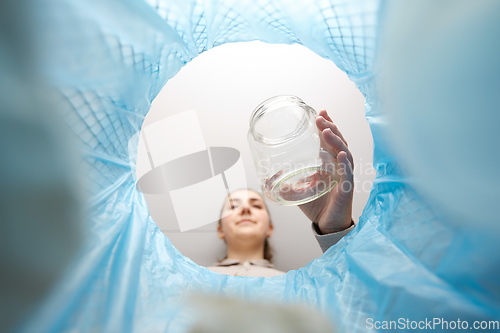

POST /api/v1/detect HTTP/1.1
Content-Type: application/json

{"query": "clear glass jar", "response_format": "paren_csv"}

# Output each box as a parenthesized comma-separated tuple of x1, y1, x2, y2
(247, 95, 340, 206)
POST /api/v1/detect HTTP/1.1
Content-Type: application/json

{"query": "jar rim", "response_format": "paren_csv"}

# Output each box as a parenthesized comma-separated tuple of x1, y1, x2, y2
(248, 95, 316, 146)
(249, 95, 304, 128)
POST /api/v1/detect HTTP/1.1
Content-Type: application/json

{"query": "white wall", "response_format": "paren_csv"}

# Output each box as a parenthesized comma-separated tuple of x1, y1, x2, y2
(140, 41, 374, 272)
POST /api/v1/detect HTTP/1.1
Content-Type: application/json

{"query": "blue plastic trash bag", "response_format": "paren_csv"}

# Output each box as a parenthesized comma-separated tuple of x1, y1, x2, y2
(1, 0, 498, 332)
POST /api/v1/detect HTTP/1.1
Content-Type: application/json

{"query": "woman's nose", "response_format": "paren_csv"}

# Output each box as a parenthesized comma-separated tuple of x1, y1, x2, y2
(238, 202, 252, 214)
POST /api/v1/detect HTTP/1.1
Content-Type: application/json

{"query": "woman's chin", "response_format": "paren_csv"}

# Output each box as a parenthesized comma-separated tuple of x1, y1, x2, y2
(235, 228, 261, 238)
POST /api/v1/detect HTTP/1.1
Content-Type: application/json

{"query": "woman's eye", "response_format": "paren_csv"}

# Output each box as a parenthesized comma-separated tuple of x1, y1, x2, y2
(254, 205, 262, 209)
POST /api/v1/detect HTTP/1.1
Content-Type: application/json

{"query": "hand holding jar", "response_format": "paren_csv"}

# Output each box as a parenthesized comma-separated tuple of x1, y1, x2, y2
(247, 96, 354, 234)
(299, 109, 354, 234)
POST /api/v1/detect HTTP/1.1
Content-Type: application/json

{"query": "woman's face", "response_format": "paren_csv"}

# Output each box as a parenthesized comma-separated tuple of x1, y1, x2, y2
(218, 190, 273, 243)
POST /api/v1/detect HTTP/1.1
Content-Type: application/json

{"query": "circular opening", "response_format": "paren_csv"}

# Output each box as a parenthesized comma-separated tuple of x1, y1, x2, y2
(139, 41, 373, 273)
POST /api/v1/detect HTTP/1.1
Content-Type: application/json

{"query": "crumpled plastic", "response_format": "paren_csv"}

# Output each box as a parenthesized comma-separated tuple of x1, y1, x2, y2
(4, 0, 498, 332)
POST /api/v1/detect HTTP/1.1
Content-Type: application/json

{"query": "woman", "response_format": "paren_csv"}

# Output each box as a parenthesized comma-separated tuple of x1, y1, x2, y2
(207, 188, 284, 277)
(207, 110, 356, 277)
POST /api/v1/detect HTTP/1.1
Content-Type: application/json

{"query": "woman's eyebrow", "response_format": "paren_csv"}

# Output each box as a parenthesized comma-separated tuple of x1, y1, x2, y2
(226, 198, 241, 207)
(227, 198, 262, 205)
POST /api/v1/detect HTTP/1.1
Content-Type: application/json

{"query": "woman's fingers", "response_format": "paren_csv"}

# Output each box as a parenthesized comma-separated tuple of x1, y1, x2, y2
(321, 127, 354, 167)
(337, 151, 354, 197)
(316, 110, 348, 146)
(318, 109, 333, 122)
(316, 109, 354, 171)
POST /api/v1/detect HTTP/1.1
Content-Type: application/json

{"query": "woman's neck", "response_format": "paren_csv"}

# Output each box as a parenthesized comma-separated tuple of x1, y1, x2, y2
(226, 244, 265, 262)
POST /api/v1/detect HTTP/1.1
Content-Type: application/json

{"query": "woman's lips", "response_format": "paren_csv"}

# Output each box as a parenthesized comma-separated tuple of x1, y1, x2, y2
(237, 219, 255, 224)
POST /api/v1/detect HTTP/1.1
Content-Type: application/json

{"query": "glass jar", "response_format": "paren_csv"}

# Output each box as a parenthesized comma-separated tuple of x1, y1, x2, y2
(247, 95, 340, 206)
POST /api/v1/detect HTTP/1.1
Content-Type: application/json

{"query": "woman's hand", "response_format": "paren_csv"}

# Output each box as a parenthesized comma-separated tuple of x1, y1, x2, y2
(298, 110, 354, 234)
